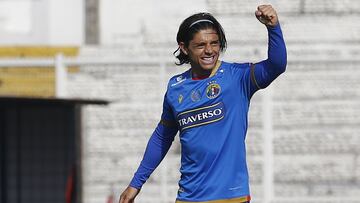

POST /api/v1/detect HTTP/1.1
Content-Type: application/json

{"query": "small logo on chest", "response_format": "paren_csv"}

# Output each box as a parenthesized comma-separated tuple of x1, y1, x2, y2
(191, 90, 201, 102)
(178, 94, 184, 104)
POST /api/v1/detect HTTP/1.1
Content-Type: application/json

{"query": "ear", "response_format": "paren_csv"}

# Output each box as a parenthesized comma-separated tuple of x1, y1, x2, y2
(179, 42, 188, 55)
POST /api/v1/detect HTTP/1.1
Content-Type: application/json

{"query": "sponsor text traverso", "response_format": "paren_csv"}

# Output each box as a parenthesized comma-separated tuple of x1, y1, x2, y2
(177, 102, 225, 131)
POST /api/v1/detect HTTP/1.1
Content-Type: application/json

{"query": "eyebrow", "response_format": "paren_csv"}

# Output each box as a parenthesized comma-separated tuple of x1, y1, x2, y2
(192, 39, 219, 45)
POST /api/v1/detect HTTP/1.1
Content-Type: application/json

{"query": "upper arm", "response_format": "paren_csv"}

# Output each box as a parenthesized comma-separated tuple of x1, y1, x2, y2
(248, 59, 286, 98)
(160, 92, 178, 130)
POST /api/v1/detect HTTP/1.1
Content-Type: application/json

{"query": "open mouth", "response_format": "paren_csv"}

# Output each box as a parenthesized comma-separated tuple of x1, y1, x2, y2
(201, 56, 216, 65)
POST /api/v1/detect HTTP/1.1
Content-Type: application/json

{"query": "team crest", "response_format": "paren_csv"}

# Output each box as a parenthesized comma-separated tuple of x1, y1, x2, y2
(206, 83, 221, 99)
(191, 90, 201, 102)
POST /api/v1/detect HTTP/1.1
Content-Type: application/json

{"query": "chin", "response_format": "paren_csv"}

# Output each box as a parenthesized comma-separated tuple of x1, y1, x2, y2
(200, 63, 217, 71)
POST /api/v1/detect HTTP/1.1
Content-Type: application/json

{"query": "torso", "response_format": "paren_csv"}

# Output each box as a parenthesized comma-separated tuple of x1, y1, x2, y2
(166, 61, 252, 202)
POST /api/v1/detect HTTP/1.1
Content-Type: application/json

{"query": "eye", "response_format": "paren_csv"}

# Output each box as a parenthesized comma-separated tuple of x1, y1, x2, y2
(211, 41, 220, 46)
(195, 43, 205, 49)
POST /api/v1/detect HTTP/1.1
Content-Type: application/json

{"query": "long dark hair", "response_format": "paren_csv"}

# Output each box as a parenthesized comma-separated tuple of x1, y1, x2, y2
(174, 12, 227, 66)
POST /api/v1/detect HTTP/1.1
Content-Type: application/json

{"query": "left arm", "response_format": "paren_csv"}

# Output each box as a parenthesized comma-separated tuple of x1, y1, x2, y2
(250, 5, 287, 95)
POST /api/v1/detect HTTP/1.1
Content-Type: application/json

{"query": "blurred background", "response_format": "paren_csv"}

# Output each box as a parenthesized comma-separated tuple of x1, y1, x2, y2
(0, 0, 359, 203)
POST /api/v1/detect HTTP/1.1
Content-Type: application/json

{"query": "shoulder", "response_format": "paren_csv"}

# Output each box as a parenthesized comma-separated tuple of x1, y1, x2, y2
(164, 70, 190, 108)
(226, 61, 250, 70)
(221, 61, 251, 75)
(167, 69, 190, 89)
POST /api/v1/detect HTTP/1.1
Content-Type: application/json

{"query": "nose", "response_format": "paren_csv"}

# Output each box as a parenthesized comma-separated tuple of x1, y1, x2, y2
(204, 44, 213, 55)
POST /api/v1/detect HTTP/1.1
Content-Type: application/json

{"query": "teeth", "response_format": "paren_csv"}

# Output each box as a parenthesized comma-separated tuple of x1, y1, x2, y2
(202, 56, 214, 64)
(202, 56, 213, 61)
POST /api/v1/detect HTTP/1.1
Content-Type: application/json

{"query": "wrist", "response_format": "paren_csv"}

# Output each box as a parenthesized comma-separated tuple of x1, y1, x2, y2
(266, 22, 280, 30)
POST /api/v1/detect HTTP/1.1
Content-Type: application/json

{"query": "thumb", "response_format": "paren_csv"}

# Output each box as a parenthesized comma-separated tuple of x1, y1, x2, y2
(255, 10, 266, 24)
(255, 10, 262, 17)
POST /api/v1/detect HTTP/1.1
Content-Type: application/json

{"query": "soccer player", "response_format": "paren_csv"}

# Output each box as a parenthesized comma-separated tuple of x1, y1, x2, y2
(119, 5, 286, 203)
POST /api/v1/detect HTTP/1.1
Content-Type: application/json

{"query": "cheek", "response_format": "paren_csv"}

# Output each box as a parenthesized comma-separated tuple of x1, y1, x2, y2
(188, 50, 202, 59)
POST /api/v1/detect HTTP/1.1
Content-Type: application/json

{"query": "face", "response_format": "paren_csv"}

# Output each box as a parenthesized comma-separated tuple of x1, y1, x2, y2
(180, 28, 220, 72)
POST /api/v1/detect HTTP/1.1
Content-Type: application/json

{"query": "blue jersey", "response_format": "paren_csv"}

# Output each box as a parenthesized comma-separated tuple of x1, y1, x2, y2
(166, 61, 253, 201)
(129, 24, 286, 202)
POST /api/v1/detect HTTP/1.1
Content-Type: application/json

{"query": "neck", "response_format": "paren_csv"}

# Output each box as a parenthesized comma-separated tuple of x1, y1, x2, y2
(191, 61, 221, 79)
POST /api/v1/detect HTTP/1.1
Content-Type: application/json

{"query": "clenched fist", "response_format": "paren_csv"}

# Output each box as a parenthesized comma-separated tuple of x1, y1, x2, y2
(255, 5, 279, 27)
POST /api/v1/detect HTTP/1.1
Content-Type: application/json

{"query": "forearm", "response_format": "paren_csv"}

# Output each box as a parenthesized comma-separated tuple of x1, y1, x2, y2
(266, 23, 287, 73)
(253, 23, 287, 89)
(129, 123, 177, 189)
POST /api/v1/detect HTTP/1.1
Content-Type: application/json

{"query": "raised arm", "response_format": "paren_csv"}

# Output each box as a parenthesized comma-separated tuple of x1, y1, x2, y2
(249, 5, 287, 96)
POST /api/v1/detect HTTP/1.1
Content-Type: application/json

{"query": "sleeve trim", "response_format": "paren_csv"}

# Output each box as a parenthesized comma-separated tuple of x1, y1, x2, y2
(250, 63, 262, 89)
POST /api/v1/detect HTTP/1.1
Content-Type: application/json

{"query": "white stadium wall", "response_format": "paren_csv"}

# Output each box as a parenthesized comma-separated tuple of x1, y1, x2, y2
(48, 0, 83, 45)
(0, 0, 83, 46)
(99, 0, 208, 45)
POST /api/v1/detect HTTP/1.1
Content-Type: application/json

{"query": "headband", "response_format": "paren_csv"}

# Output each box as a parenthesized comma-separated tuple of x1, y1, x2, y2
(189, 19, 214, 28)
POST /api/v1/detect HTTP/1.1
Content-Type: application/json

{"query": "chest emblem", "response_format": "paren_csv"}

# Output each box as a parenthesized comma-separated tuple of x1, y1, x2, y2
(206, 83, 221, 99)
(191, 90, 201, 102)
(178, 94, 184, 104)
